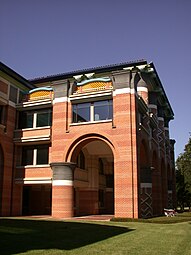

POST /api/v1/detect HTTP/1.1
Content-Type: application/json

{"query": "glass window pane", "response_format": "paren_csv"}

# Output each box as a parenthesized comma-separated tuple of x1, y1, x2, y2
(19, 112, 33, 128)
(9, 85, 18, 103)
(0, 106, 6, 126)
(36, 111, 51, 127)
(77, 151, 85, 169)
(26, 113, 33, 128)
(22, 147, 33, 165)
(72, 103, 90, 123)
(37, 145, 49, 165)
(72, 105, 77, 123)
(94, 100, 113, 121)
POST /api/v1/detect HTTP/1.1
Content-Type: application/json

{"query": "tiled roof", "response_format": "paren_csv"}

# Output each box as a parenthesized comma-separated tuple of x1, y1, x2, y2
(0, 61, 35, 89)
(30, 59, 147, 84)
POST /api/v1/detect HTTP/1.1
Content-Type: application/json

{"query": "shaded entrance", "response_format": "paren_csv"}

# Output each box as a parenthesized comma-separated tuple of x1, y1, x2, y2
(71, 139, 114, 217)
(22, 184, 52, 215)
(139, 140, 153, 218)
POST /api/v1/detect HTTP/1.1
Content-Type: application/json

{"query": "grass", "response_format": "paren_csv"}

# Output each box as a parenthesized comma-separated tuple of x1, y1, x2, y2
(111, 211, 191, 224)
(0, 213, 191, 255)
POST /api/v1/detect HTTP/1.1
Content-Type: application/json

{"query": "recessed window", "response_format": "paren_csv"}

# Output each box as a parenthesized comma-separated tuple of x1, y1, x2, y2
(9, 85, 18, 103)
(72, 100, 112, 123)
(73, 103, 90, 123)
(77, 151, 85, 170)
(22, 112, 33, 128)
(0, 106, 7, 126)
(99, 158, 104, 175)
(99, 189, 105, 208)
(23, 147, 33, 165)
(36, 146, 49, 165)
(94, 100, 113, 121)
(22, 145, 49, 166)
(18, 109, 52, 129)
(36, 111, 51, 127)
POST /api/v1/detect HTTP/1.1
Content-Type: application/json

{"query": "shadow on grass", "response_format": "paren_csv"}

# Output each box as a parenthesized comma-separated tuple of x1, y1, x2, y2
(0, 218, 133, 254)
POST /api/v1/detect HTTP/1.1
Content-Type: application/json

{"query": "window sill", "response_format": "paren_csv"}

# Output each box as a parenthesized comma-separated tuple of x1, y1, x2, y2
(70, 90, 112, 100)
(76, 167, 88, 172)
(70, 119, 112, 126)
(15, 126, 51, 132)
(16, 164, 50, 168)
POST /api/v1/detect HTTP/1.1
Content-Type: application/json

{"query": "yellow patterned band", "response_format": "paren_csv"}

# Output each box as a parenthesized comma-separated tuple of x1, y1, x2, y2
(75, 81, 113, 93)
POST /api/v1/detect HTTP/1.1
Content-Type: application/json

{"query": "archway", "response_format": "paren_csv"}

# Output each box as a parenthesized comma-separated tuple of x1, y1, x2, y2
(70, 138, 114, 216)
(0, 144, 4, 215)
(161, 159, 167, 209)
(151, 151, 162, 215)
(139, 140, 152, 218)
(167, 164, 173, 208)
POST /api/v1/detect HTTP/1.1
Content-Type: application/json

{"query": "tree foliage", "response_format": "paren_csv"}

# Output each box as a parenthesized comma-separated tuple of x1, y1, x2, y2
(176, 136, 191, 210)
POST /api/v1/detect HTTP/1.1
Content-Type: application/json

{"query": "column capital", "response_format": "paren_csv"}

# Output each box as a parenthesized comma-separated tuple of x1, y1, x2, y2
(50, 162, 76, 181)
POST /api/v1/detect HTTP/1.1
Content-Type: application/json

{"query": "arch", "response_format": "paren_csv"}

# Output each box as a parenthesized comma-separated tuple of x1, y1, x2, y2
(0, 144, 4, 215)
(139, 140, 152, 217)
(152, 150, 162, 216)
(167, 163, 172, 178)
(152, 150, 158, 171)
(140, 139, 149, 167)
(66, 133, 115, 216)
(161, 158, 167, 209)
(65, 133, 115, 163)
(167, 163, 172, 191)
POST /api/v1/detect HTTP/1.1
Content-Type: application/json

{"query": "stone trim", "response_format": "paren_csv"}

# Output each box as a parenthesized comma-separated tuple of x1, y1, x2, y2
(53, 97, 68, 104)
(113, 88, 135, 96)
(52, 180, 73, 186)
(50, 162, 76, 181)
(137, 87, 148, 92)
(140, 183, 152, 188)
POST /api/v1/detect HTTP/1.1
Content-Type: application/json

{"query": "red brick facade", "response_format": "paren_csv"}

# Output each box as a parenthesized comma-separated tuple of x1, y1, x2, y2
(0, 60, 176, 218)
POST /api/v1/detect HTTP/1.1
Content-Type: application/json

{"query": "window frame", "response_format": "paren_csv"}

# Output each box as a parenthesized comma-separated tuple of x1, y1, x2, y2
(18, 108, 52, 129)
(0, 105, 7, 126)
(21, 144, 49, 167)
(76, 151, 86, 170)
(72, 99, 113, 124)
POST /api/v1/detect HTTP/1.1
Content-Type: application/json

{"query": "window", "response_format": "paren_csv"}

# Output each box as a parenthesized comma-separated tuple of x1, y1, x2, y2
(99, 189, 104, 208)
(99, 158, 104, 175)
(18, 109, 52, 129)
(22, 145, 49, 166)
(0, 106, 7, 126)
(21, 112, 33, 128)
(37, 146, 49, 164)
(73, 103, 90, 123)
(9, 85, 18, 103)
(72, 100, 112, 123)
(106, 175, 114, 188)
(36, 111, 52, 127)
(77, 151, 85, 169)
(94, 100, 112, 121)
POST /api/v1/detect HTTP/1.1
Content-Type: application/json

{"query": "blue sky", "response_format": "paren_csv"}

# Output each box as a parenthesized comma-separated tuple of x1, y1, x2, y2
(0, 0, 191, 158)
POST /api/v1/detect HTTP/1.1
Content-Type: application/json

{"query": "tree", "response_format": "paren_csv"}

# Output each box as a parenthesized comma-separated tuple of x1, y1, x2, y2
(176, 136, 191, 210)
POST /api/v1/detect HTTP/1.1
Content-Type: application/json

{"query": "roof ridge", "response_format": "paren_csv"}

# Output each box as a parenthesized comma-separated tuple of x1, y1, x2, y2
(30, 59, 147, 83)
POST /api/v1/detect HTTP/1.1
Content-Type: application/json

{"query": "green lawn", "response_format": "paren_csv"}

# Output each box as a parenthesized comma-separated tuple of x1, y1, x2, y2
(0, 214, 191, 255)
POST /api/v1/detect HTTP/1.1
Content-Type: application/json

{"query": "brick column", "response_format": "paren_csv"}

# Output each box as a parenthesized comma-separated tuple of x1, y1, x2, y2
(51, 162, 76, 218)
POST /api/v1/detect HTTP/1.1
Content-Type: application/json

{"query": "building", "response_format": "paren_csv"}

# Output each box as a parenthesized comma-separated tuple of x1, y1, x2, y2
(0, 60, 176, 218)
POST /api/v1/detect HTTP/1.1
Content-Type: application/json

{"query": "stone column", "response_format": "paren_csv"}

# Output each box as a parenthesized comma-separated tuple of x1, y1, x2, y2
(51, 162, 76, 218)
